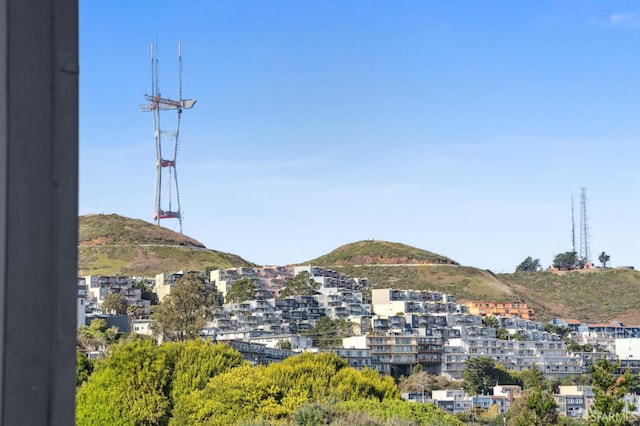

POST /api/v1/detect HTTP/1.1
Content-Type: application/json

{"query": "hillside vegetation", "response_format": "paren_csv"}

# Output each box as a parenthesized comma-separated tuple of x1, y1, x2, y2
(78, 214, 253, 276)
(301, 239, 640, 324)
(305, 240, 459, 266)
(498, 269, 640, 324)
(78, 215, 640, 323)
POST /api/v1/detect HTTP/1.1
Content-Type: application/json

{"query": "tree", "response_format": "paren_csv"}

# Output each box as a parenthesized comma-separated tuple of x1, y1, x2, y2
(599, 251, 611, 268)
(482, 315, 499, 328)
(76, 339, 174, 425)
(77, 318, 119, 351)
(308, 317, 354, 348)
(514, 364, 545, 391)
(275, 339, 292, 350)
(102, 292, 128, 315)
(280, 271, 321, 297)
(77, 340, 245, 425)
(76, 350, 94, 386)
(151, 272, 216, 342)
(515, 256, 541, 272)
(225, 277, 256, 303)
(463, 357, 514, 395)
(171, 352, 402, 424)
(589, 358, 635, 425)
(553, 251, 578, 270)
(507, 386, 557, 426)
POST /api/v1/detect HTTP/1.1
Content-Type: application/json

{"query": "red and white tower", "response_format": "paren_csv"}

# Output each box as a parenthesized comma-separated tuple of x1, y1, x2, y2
(140, 41, 196, 232)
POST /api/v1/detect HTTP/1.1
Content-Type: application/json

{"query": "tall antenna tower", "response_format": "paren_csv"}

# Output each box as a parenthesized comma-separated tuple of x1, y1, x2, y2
(571, 193, 576, 253)
(579, 187, 591, 265)
(140, 41, 196, 233)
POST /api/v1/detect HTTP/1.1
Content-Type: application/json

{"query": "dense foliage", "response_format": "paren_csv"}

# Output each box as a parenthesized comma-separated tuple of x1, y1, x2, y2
(224, 277, 256, 303)
(279, 271, 321, 297)
(101, 292, 128, 315)
(507, 387, 558, 426)
(76, 340, 463, 425)
(306, 317, 354, 348)
(589, 358, 637, 425)
(515, 256, 541, 272)
(553, 251, 579, 270)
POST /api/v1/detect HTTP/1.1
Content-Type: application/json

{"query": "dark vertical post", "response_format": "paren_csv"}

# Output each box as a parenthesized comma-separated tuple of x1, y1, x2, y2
(0, 0, 78, 424)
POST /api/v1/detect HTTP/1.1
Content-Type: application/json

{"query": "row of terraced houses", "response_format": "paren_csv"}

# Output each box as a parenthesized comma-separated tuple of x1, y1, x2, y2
(78, 266, 640, 418)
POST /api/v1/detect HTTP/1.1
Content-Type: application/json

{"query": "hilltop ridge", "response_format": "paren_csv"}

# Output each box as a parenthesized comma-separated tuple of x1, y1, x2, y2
(78, 214, 254, 276)
(77, 213, 640, 324)
(302, 240, 459, 266)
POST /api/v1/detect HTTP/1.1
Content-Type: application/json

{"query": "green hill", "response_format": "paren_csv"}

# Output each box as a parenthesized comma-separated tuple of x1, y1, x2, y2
(301, 240, 640, 324)
(497, 269, 640, 324)
(78, 218, 640, 324)
(304, 240, 459, 266)
(78, 214, 254, 276)
(302, 240, 516, 303)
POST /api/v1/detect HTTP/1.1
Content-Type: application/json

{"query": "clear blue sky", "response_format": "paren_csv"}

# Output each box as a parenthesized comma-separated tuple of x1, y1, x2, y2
(79, 1, 640, 273)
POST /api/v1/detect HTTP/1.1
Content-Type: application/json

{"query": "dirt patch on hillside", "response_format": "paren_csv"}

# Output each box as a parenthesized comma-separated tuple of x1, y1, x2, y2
(332, 255, 456, 265)
(78, 236, 108, 247)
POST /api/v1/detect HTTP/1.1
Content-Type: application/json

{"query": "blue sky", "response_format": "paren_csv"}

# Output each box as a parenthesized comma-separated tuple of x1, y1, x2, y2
(79, 2, 640, 272)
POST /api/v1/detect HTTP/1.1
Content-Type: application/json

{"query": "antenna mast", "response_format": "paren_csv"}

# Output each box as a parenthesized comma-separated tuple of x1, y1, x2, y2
(140, 41, 196, 233)
(579, 187, 591, 266)
(571, 194, 576, 253)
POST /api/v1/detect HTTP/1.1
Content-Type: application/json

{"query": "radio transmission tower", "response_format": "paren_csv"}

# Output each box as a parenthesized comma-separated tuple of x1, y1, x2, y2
(579, 187, 591, 266)
(570, 193, 576, 253)
(140, 41, 196, 233)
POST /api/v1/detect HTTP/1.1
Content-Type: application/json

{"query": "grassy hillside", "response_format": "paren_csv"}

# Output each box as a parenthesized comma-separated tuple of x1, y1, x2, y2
(302, 239, 640, 324)
(332, 264, 515, 301)
(302, 240, 514, 302)
(78, 214, 254, 276)
(78, 218, 640, 324)
(498, 269, 640, 324)
(305, 240, 459, 266)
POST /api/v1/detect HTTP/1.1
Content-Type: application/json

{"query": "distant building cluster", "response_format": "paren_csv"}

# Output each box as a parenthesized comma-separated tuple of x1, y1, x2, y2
(77, 265, 640, 420)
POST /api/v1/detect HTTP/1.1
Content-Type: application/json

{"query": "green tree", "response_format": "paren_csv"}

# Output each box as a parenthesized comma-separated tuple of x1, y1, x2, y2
(553, 251, 578, 270)
(76, 340, 245, 426)
(172, 352, 401, 425)
(225, 277, 256, 303)
(544, 323, 571, 339)
(463, 357, 513, 395)
(280, 271, 321, 297)
(77, 318, 119, 351)
(599, 251, 611, 268)
(332, 399, 465, 425)
(168, 340, 245, 413)
(482, 315, 499, 328)
(507, 386, 557, 426)
(102, 292, 128, 315)
(589, 358, 635, 426)
(515, 256, 541, 272)
(76, 339, 175, 425)
(496, 328, 511, 340)
(308, 317, 353, 348)
(151, 272, 216, 342)
(76, 350, 94, 386)
(515, 364, 545, 390)
(275, 339, 292, 350)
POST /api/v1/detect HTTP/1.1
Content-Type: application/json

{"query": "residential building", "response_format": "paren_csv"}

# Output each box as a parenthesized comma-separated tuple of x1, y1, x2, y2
(553, 385, 593, 419)
(465, 301, 536, 321)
